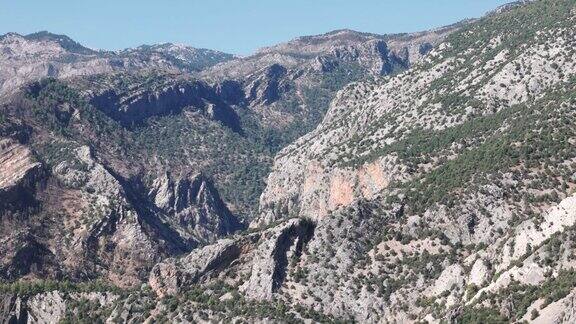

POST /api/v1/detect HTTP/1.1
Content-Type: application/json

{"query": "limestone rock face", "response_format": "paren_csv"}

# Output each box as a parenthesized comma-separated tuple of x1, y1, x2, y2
(147, 172, 243, 246)
(246, 64, 289, 105)
(0, 138, 43, 209)
(431, 264, 465, 297)
(530, 288, 576, 323)
(0, 143, 242, 287)
(149, 218, 314, 299)
(0, 293, 24, 323)
(86, 77, 241, 131)
(149, 239, 240, 297)
(240, 218, 314, 300)
(26, 291, 67, 323)
(468, 258, 490, 286)
(71, 150, 242, 286)
(214, 80, 245, 105)
(0, 291, 119, 324)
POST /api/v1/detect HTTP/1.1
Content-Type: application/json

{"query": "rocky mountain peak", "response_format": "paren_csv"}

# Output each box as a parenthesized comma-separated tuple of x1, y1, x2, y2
(255, 29, 384, 57)
(0, 32, 234, 96)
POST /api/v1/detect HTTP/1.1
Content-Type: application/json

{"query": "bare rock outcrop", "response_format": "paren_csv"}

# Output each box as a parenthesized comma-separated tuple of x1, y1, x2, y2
(0, 142, 243, 287)
(86, 76, 242, 132)
(240, 218, 314, 300)
(0, 290, 119, 324)
(0, 138, 43, 209)
(149, 218, 314, 299)
(0, 293, 25, 323)
(147, 172, 243, 245)
(149, 239, 240, 297)
(26, 291, 67, 323)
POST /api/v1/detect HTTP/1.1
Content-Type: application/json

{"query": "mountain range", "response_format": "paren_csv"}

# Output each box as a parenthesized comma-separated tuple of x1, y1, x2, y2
(1, 0, 576, 323)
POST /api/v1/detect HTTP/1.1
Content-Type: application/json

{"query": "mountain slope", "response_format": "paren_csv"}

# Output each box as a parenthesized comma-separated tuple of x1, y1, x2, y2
(259, 0, 576, 224)
(201, 27, 461, 149)
(0, 78, 247, 286)
(0, 25, 456, 221)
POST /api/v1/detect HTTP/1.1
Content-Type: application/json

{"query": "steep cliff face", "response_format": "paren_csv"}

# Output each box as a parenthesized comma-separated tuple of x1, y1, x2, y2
(0, 290, 120, 324)
(149, 218, 314, 299)
(147, 172, 243, 244)
(83, 74, 242, 131)
(0, 138, 43, 210)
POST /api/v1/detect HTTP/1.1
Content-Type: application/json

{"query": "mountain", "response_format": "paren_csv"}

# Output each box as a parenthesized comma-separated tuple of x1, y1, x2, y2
(3, 0, 576, 322)
(201, 26, 461, 148)
(118, 43, 236, 72)
(229, 0, 576, 322)
(22, 31, 97, 55)
(0, 31, 235, 96)
(0, 17, 454, 293)
(0, 24, 455, 221)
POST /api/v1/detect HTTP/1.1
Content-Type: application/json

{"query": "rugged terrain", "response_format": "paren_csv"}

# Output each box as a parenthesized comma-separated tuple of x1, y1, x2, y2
(0, 4, 451, 309)
(3, 0, 576, 323)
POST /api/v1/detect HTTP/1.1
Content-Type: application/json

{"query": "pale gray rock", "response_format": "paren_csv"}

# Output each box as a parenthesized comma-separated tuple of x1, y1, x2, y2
(149, 239, 240, 297)
(26, 291, 67, 324)
(147, 172, 243, 245)
(240, 218, 314, 300)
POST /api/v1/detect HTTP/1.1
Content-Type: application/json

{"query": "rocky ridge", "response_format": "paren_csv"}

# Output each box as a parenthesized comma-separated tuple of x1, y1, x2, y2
(0, 31, 234, 97)
(201, 27, 461, 133)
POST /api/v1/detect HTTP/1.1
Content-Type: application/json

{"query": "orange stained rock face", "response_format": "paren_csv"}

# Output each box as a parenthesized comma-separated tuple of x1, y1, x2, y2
(328, 173, 355, 211)
(299, 159, 392, 219)
(359, 161, 389, 199)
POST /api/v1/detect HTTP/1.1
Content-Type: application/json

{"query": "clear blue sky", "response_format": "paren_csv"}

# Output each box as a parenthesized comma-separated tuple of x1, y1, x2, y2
(1, 0, 510, 55)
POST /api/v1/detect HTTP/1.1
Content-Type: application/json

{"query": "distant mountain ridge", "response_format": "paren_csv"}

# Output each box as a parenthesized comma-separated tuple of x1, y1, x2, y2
(0, 31, 235, 96)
